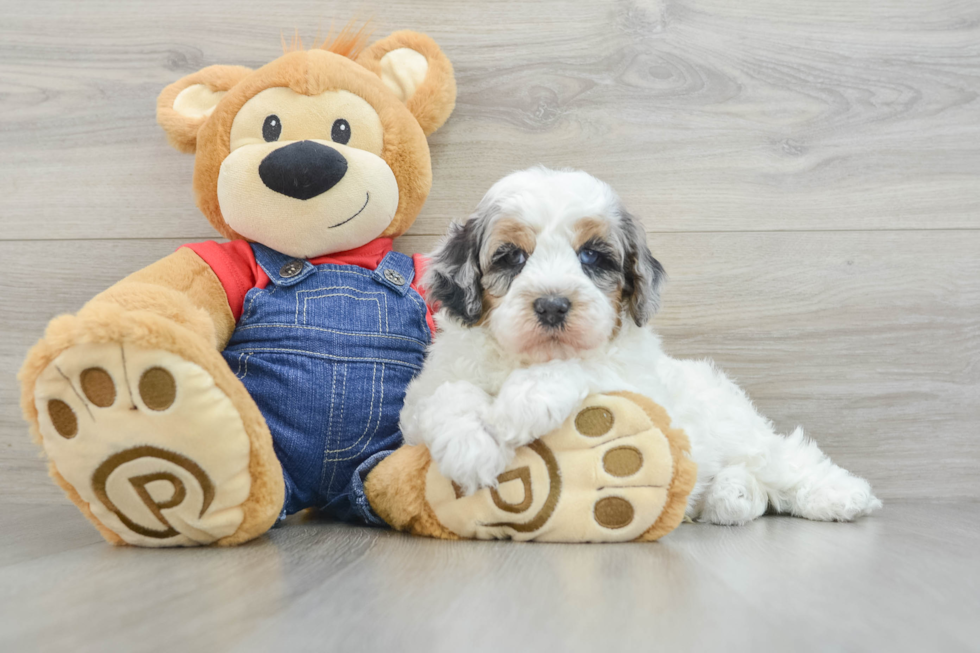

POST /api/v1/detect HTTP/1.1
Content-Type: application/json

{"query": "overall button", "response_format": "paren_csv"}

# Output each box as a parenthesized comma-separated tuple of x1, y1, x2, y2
(383, 269, 406, 286)
(280, 260, 304, 278)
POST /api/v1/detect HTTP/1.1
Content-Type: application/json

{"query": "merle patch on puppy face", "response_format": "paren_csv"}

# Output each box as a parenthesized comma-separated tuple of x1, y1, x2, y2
(618, 208, 666, 326)
(425, 167, 665, 360)
(424, 217, 487, 325)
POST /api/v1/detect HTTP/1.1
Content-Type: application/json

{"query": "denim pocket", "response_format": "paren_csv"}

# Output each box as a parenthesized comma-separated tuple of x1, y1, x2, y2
(295, 283, 389, 334)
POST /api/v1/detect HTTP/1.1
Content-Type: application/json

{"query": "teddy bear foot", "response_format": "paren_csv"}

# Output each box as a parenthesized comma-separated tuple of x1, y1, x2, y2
(32, 342, 276, 547)
(367, 392, 698, 543)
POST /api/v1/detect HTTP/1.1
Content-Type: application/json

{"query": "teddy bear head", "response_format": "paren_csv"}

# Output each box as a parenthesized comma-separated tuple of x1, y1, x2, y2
(156, 28, 456, 258)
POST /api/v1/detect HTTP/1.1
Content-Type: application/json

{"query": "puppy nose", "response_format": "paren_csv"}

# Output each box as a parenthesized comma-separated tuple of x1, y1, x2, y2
(258, 140, 348, 200)
(533, 295, 571, 327)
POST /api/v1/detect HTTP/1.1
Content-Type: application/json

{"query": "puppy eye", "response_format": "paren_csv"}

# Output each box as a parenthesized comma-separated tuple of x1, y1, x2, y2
(578, 248, 600, 266)
(506, 248, 528, 266)
(331, 119, 351, 145)
(492, 246, 528, 269)
(262, 115, 281, 142)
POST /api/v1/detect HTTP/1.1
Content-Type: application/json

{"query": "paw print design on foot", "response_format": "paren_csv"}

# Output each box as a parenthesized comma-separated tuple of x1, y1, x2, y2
(370, 392, 697, 543)
(33, 343, 257, 547)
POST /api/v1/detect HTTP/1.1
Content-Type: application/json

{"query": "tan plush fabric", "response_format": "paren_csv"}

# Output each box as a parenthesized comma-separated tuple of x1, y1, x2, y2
(363, 444, 459, 540)
(366, 393, 697, 543)
(610, 392, 698, 542)
(19, 252, 283, 547)
(215, 86, 401, 257)
(34, 345, 253, 547)
(157, 65, 252, 153)
(97, 248, 237, 348)
(357, 31, 457, 137)
(191, 49, 432, 243)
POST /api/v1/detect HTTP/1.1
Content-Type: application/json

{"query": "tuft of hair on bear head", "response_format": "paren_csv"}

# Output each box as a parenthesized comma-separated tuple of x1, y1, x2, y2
(280, 20, 374, 58)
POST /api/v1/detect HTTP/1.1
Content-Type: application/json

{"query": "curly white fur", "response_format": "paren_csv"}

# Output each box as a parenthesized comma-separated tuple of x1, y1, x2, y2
(401, 167, 881, 524)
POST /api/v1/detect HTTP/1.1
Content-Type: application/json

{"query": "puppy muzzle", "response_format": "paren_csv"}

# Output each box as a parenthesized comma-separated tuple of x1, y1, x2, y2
(533, 295, 571, 328)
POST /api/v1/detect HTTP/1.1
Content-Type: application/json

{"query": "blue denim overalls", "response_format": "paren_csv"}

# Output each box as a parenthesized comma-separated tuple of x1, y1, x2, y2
(221, 243, 429, 524)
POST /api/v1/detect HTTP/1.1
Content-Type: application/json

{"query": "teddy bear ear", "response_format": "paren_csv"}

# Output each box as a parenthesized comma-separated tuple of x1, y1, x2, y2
(356, 31, 457, 136)
(156, 65, 252, 153)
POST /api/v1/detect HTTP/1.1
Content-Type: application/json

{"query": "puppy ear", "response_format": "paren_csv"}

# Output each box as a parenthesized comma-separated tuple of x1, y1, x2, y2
(620, 209, 666, 326)
(356, 31, 456, 136)
(156, 65, 252, 153)
(424, 219, 485, 325)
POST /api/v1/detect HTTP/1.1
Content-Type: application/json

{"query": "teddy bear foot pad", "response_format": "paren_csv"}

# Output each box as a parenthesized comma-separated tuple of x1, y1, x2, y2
(33, 343, 253, 546)
(429, 394, 681, 541)
(369, 392, 697, 543)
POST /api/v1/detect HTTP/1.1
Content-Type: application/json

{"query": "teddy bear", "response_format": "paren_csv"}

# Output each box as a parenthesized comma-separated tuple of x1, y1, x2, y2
(18, 27, 695, 547)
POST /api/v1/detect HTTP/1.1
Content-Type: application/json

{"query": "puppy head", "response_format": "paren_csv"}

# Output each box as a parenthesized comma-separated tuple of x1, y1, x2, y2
(426, 167, 665, 362)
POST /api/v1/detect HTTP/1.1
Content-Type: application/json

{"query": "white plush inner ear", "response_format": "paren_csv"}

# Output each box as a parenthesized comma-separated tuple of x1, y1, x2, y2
(379, 48, 429, 103)
(173, 84, 227, 119)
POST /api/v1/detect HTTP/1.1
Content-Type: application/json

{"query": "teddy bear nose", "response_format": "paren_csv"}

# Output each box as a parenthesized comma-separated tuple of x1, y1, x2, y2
(258, 140, 348, 200)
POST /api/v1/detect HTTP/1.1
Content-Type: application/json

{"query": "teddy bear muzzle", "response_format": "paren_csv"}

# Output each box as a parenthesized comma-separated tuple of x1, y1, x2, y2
(258, 140, 349, 201)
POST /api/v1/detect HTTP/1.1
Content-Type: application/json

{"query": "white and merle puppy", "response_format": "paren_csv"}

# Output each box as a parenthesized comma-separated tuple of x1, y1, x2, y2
(400, 166, 881, 525)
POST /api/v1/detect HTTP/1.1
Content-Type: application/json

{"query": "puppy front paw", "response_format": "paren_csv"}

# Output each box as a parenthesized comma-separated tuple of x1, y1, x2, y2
(433, 423, 511, 497)
(492, 365, 588, 446)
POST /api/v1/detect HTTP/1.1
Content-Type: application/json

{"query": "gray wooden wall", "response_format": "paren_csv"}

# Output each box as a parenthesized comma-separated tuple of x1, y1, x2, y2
(2, 0, 978, 504)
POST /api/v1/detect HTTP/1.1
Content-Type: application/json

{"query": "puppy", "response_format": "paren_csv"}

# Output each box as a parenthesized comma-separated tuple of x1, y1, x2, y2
(400, 166, 881, 524)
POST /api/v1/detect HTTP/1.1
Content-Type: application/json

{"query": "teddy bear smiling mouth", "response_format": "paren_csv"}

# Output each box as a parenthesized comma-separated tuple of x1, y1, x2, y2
(328, 191, 371, 229)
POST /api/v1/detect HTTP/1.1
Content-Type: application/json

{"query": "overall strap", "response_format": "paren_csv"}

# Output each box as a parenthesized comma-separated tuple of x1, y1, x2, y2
(371, 251, 416, 296)
(251, 243, 316, 287)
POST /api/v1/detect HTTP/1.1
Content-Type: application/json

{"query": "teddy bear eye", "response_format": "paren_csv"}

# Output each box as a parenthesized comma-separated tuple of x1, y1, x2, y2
(331, 119, 351, 145)
(262, 115, 281, 142)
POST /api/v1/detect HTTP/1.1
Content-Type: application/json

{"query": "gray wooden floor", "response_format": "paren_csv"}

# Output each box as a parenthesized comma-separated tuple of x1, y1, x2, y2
(1, 0, 979, 650)
(1, 500, 977, 652)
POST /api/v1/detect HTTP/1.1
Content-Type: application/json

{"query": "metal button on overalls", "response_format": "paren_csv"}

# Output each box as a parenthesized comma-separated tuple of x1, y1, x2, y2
(279, 260, 304, 278)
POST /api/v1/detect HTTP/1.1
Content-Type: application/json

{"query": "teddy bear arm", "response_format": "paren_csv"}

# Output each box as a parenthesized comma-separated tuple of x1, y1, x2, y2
(87, 248, 236, 349)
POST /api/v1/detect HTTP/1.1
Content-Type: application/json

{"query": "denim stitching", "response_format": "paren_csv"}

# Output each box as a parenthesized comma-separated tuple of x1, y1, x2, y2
(324, 362, 384, 461)
(319, 362, 341, 497)
(234, 352, 252, 379)
(312, 267, 372, 279)
(322, 362, 351, 495)
(293, 284, 388, 329)
(234, 346, 422, 370)
(308, 268, 393, 324)
(300, 291, 385, 330)
(232, 324, 428, 346)
(404, 287, 430, 338)
(242, 290, 258, 325)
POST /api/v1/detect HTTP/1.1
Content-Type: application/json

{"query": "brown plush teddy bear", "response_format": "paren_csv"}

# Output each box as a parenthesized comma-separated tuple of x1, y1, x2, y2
(18, 27, 694, 546)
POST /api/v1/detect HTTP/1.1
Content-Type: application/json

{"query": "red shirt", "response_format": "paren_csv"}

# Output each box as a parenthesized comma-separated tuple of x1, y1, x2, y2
(182, 239, 434, 335)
